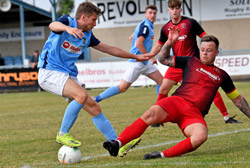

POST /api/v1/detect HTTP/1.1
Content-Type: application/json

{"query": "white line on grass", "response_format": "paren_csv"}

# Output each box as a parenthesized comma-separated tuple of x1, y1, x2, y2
(21, 128, 250, 167)
(81, 128, 250, 161)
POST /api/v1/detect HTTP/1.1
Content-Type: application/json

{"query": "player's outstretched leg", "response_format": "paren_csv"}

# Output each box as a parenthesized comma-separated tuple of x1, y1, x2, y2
(95, 86, 120, 102)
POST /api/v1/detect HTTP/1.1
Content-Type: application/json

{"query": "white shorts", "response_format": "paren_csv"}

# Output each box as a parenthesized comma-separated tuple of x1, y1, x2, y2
(38, 68, 82, 96)
(123, 61, 158, 83)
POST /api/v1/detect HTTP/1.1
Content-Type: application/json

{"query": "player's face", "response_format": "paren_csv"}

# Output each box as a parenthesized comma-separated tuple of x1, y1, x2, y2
(168, 6, 182, 20)
(200, 42, 219, 65)
(145, 9, 157, 23)
(79, 13, 98, 32)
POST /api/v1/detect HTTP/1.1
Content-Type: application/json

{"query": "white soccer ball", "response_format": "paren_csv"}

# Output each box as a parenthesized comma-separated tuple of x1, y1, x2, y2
(58, 145, 82, 164)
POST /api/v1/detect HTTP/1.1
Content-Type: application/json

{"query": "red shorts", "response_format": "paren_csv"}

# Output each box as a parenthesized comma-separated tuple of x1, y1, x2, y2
(155, 96, 207, 131)
(164, 67, 183, 82)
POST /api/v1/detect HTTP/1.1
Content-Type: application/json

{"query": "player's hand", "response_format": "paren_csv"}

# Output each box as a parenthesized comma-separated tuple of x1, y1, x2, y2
(135, 53, 154, 62)
(168, 26, 179, 45)
(65, 27, 85, 39)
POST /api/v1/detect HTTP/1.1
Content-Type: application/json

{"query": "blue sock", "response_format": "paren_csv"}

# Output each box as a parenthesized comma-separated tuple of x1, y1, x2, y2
(60, 100, 83, 133)
(96, 86, 120, 102)
(156, 84, 161, 96)
(92, 113, 117, 140)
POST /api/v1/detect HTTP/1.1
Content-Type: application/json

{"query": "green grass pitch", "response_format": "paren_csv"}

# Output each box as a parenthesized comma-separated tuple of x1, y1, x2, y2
(1, 82, 250, 168)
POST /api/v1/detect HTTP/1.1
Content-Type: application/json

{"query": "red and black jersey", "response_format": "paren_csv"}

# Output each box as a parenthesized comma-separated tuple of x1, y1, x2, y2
(158, 16, 206, 57)
(172, 56, 236, 117)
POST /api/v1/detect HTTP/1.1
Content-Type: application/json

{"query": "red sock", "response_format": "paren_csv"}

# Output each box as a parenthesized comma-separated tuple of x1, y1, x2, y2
(117, 118, 148, 146)
(213, 91, 228, 117)
(162, 137, 194, 157)
(157, 94, 168, 101)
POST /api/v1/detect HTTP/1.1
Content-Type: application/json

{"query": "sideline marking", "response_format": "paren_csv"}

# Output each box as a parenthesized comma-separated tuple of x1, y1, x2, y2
(81, 128, 250, 161)
(20, 128, 250, 167)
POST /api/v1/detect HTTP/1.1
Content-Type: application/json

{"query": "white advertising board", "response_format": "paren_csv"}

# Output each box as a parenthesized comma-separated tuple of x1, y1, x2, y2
(76, 61, 156, 88)
(76, 54, 250, 89)
(215, 54, 250, 76)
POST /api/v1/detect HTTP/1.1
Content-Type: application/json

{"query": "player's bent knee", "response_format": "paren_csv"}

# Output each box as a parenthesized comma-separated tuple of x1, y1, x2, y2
(192, 133, 207, 148)
(198, 133, 207, 143)
(92, 102, 102, 111)
(75, 92, 88, 105)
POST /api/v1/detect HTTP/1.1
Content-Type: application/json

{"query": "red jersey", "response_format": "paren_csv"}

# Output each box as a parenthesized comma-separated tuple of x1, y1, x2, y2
(172, 56, 236, 116)
(158, 16, 206, 57)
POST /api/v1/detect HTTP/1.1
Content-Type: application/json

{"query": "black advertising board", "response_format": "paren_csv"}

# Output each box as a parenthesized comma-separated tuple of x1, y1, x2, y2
(0, 68, 39, 92)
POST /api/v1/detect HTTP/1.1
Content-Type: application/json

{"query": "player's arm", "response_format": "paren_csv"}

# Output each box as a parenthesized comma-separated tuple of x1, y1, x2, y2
(228, 91, 250, 118)
(136, 36, 147, 54)
(136, 35, 157, 64)
(135, 36, 155, 63)
(49, 20, 84, 39)
(93, 42, 153, 62)
(158, 26, 179, 67)
(150, 43, 163, 56)
(135, 25, 158, 63)
(222, 74, 250, 118)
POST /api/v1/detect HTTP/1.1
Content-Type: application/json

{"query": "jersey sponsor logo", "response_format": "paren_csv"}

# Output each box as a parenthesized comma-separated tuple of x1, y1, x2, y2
(196, 68, 221, 81)
(62, 40, 82, 54)
(178, 35, 187, 41)
(180, 23, 186, 29)
(62, 41, 70, 48)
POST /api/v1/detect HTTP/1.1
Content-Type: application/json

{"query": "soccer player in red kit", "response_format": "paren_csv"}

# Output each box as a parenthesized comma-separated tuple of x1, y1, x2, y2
(102, 26, 250, 159)
(151, 0, 241, 125)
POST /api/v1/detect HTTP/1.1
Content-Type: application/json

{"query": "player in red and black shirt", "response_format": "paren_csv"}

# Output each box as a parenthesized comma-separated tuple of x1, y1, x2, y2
(150, 0, 241, 125)
(103, 26, 250, 159)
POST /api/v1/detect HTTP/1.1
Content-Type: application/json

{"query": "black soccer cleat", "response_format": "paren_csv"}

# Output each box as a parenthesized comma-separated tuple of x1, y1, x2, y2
(103, 140, 119, 157)
(143, 151, 162, 160)
(225, 115, 243, 124)
(151, 123, 164, 128)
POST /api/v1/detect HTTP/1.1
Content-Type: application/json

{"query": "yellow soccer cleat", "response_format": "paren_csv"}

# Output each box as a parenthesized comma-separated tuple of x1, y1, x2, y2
(56, 133, 81, 148)
(118, 138, 141, 157)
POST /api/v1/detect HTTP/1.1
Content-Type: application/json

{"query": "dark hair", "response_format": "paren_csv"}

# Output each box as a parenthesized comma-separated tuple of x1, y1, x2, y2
(201, 35, 220, 50)
(145, 5, 157, 11)
(168, 0, 182, 8)
(75, 2, 101, 19)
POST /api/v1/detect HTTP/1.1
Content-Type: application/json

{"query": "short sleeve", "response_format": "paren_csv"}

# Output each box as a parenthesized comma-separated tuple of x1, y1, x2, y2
(190, 18, 206, 37)
(174, 56, 191, 69)
(52, 15, 70, 34)
(88, 32, 100, 47)
(138, 25, 149, 39)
